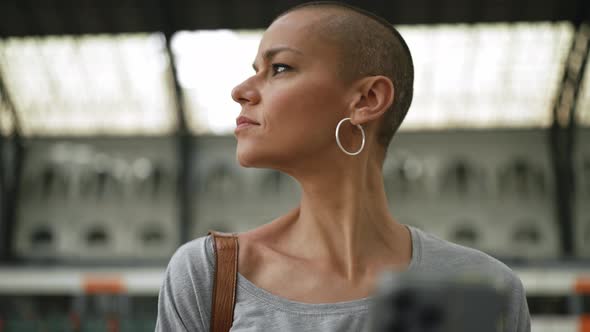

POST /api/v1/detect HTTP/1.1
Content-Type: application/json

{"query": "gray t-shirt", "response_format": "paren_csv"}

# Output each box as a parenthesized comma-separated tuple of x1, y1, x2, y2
(155, 226, 531, 331)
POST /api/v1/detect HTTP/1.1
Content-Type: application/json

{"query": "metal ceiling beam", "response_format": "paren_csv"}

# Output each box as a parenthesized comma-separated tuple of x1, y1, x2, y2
(550, 22, 590, 257)
(1, 0, 589, 38)
(158, 0, 193, 245)
(0, 70, 24, 263)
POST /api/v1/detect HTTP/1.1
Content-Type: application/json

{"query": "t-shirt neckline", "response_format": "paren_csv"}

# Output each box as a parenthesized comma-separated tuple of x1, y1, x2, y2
(206, 225, 422, 313)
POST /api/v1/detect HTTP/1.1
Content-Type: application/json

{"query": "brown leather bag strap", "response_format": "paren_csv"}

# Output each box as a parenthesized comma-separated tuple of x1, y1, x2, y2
(208, 231, 239, 332)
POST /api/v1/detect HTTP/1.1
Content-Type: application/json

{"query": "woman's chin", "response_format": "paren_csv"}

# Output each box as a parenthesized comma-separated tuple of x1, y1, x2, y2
(236, 142, 295, 170)
(236, 148, 263, 168)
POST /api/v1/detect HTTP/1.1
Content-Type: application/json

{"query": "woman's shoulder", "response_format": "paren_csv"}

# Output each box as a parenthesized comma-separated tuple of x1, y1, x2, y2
(409, 226, 530, 330)
(157, 235, 217, 331)
(165, 234, 216, 282)
(412, 227, 531, 329)
(409, 226, 520, 285)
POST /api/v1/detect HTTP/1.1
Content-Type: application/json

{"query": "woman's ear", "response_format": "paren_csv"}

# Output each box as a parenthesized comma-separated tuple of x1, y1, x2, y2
(349, 76, 395, 126)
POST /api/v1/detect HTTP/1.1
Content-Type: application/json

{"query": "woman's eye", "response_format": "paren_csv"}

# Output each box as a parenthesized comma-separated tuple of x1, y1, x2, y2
(271, 63, 291, 76)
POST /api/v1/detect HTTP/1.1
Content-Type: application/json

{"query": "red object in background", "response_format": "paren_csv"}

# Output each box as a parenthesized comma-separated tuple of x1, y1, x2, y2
(107, 316, 119, 332)
(575, 277, 590, 294)
(577, 278, 590, 332)
(69, 312, 81, 331)
(83, 276, 125, 294)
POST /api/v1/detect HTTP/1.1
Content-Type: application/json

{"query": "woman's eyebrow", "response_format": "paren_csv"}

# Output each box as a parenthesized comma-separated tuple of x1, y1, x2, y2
(252, 46, 303, 71)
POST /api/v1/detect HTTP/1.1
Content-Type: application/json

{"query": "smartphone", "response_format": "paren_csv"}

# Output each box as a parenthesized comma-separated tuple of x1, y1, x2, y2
(367, 272, 506, 332)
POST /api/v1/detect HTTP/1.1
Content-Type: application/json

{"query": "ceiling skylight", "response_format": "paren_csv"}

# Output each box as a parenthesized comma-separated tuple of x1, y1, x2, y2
(400, 22, 573, 130)
(0, 34, 177, 136)
(0, 23, 582, 135)
(171, 30, 261, 134)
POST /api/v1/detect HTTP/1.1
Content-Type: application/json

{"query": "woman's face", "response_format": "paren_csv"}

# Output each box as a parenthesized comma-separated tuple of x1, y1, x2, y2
(231, 9, 354, 171)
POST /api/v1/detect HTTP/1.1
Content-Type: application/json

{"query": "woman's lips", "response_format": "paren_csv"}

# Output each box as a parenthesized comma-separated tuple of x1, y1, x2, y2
(235, 116, 260, 133)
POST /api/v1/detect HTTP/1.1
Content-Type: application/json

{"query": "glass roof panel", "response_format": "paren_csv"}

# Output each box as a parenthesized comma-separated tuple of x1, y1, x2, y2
(399, 22, 574, 130)
(0, 23, 577, 136)
(171, 30, 261, 134)
(0, 34, 177, 136)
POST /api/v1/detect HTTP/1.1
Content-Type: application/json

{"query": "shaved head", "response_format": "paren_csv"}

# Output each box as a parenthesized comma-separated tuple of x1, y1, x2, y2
(274, 2, 414, 151)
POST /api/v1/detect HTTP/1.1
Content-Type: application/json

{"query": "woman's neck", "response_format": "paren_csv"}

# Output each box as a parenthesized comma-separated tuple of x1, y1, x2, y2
(279, 155, 411, 283)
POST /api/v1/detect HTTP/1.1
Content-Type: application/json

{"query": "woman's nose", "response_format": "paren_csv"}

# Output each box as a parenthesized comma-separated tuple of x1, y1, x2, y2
(231, 78, 260, 106)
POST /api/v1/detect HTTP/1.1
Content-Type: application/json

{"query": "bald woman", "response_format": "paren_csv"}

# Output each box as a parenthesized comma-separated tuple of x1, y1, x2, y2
(156, 2, 531, 331)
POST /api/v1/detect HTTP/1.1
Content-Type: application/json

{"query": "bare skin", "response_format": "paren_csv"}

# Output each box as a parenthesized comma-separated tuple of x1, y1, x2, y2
(231, 8, 412, 304)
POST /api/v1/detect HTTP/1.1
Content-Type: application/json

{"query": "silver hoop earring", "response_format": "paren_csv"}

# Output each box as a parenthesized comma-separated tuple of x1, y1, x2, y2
(335, 117, 365, 156)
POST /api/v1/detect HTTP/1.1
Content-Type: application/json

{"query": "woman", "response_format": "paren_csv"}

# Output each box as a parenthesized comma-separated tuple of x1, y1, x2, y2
(156, 2, 531, 331)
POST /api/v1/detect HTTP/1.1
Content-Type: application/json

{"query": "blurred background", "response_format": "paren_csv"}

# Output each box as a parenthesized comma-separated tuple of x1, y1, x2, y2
(0, 0, 588, 331)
